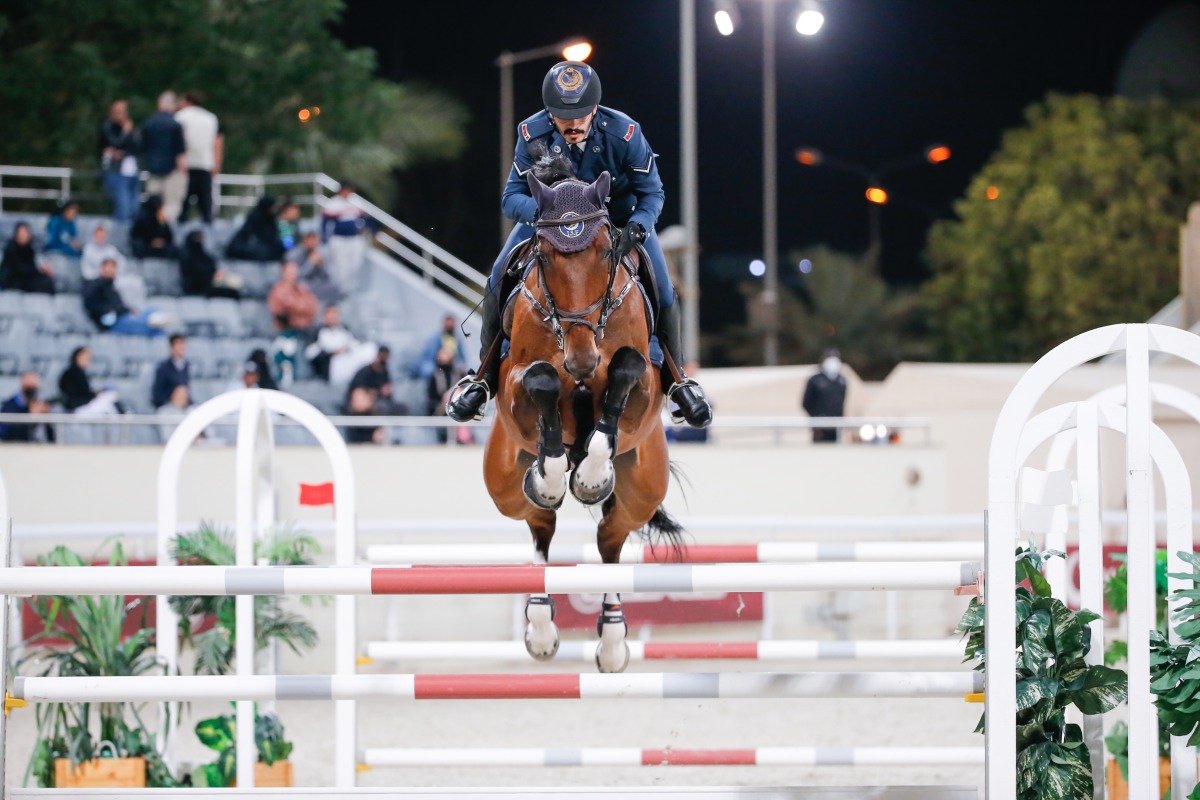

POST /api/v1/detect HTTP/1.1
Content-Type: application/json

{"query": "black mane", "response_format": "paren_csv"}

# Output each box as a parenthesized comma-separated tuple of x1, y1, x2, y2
(528, 141, 576, 185)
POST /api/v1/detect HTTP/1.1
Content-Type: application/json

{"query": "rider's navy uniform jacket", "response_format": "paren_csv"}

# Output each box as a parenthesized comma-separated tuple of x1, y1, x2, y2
(493, 106, 674, 307)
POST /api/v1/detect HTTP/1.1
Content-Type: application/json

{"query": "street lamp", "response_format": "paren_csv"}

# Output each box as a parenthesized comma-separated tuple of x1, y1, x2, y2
(496, 38, 591, 245)
(794, 144, 951, 271)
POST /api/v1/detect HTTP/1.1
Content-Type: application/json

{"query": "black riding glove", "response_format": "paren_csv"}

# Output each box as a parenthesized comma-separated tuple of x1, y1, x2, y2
(614, 222, 645, 263)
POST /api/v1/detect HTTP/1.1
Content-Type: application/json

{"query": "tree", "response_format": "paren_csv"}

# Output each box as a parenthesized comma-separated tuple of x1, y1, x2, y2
(711, 246, 929, 378)
(922, 93, 1200, 362)
(0, 0, 466, 201)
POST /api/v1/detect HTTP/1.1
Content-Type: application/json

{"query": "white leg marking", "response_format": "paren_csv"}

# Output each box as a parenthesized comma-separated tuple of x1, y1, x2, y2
(532, 453, 569, 505)
(573, 431, 614, 492)
(595, 592, 630, 673)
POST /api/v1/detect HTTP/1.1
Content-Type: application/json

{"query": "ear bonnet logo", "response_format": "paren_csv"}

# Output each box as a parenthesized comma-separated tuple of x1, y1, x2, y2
(557, 211, 584, 238)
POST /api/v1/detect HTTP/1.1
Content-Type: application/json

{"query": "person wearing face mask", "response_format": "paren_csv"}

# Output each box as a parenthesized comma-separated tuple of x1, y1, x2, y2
(802, 348, 847, 444)
(0, 372, 56, 443)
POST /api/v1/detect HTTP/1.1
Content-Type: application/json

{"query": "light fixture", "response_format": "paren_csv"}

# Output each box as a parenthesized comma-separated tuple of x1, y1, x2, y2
(986, 185, 1000, 201)
(561, 40, 592, 61)
(865, 187, 889, 205)
(794, 147, 823, 166)
(798, 258, 812, 273)
(925, 144, 951, 164)
(749, 259, 767, 277)
(795, 1, 825, 36)
(714, 0, 739, 35)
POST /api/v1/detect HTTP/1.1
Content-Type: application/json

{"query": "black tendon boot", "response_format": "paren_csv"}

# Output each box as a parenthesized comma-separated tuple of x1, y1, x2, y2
(446, 291, 502, 422)
(656, 302, 713, 428)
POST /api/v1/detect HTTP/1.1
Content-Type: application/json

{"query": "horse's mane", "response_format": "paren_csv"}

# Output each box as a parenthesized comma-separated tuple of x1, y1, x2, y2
(528, 141, 576, 186)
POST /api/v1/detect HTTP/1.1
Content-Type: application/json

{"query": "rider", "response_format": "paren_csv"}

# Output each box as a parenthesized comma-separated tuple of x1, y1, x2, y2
(446, 61, 712, 428)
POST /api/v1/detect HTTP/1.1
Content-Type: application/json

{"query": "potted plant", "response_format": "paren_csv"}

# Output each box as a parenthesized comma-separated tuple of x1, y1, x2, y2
(18, 544, 179, 788)
(169, 522, 321, 786)
(191, 705, 294, 787)
(957, 546, 1128, 800)
(1148, 550, 1200, 800)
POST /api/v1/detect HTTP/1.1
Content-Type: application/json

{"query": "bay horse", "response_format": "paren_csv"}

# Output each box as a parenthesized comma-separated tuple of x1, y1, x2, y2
(482, 169, 682, 673)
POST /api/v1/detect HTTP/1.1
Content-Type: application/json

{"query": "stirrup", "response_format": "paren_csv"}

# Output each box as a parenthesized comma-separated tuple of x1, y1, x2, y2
(666, 377, 712, 427)
(445, 373, 492, 422)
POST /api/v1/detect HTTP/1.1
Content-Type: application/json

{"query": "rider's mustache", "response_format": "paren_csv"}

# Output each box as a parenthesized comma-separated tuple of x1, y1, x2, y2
(564, 128, 586, 136)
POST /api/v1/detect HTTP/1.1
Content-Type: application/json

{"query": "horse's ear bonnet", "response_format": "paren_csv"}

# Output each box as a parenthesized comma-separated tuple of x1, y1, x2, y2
(528, 172, 610, 254)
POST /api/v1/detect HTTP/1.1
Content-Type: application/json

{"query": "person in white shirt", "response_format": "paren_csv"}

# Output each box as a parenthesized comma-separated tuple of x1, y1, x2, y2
(80, 225, 147, 308)
(175, 91, 223, 224)
(305, 305, 377, 388)
(320, 181, 367, 292)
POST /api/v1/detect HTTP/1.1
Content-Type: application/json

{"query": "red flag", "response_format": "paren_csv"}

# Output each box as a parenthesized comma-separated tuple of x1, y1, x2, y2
(299, 482, 335, 506)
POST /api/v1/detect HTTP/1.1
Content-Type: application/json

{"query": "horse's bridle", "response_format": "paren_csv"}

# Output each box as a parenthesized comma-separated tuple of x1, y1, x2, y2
(520, 209, 636, 350)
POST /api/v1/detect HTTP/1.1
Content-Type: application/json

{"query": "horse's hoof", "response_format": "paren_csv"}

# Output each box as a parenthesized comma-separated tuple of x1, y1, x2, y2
(569, 462, 615, 506)
(569, 429, 616, 505)
(595, 640, 631, 673)
(525, 623, 561, 661)
(522, 464, 565, 510)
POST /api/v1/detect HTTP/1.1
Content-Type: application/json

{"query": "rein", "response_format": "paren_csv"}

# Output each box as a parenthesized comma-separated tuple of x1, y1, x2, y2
(520, 213, 634, 351)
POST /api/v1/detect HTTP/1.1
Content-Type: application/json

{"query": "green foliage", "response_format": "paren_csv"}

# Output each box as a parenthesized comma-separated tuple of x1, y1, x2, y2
(193, 705, 293, 787)
(1150, 552, 1200, 752)
(957, 546, 1127, 800)
(922, 93, 1200, 361)
(0, 0, 466, 200)
(18, 544, 179, 788)
(169, 522, 321, 676)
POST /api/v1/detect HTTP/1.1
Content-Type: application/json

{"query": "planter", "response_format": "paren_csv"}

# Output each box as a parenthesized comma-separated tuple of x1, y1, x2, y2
(54, 757, 146, 788)
(1105, 756, 1171, 800)
(230, 760, 294, 788)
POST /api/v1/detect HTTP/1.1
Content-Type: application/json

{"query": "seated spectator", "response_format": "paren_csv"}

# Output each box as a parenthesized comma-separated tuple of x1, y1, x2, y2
(343, 386, 382, 445)
(180, 230, 241, 299)
(305, 305, 377, 386)
(267, 260, 319, 386)
(248, 348, 278, 391)
(343, 348, 406, 445)
(0, 222, 56, 295)
(349, 345, 393, 398)
(83, 258, 172, 337)
(81, 224, 126, 280)
(225, 195, 285, 262)
(416, 314, 467, 380)
(0, 372, 56, 443)
(130, 195, 181, 259)
(292, 232, 342, 309)
(152, 334, 190, 408)
(57, 346, 122, 417)
(224, 360, 262, 394)
(427, 345, 469, 444)
(156, 384, 197, 443)
(277, 200, 302, 253)
(45, 199, 83, 257)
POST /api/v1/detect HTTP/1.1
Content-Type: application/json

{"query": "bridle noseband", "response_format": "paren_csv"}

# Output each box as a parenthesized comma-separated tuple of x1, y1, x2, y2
(521, 209, 635, 350)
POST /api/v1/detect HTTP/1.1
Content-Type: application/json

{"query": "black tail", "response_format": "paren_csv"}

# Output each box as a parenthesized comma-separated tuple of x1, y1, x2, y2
(638, 462, 689, 562)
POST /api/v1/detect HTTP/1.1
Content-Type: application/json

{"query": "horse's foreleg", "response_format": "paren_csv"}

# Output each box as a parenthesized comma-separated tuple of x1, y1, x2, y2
(521, 361, 568, 510)
(524, 511, 560, 661)
(571, 347, 647, 506)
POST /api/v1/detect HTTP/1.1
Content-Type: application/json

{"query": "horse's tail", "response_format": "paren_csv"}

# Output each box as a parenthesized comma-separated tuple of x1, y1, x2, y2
(638, 462, 688, 562)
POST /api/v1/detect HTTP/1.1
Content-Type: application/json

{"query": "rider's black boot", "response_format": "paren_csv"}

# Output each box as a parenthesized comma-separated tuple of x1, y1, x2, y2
(446, 290, 502, 422)
(656, 301, 713, 428)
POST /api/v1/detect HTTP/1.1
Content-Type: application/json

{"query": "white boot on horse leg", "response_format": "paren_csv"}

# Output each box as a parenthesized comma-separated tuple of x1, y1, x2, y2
(524, 594, 560, 661)
(570, 427, 616, 505)
(594, 593, 630, 673)
(522, 452, 568, 510)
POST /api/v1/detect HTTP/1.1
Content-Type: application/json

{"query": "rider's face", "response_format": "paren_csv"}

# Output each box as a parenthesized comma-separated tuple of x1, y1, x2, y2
(550, 107, 597, 144)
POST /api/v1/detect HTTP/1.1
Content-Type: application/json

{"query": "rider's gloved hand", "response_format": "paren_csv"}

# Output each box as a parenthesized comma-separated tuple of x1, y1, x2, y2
(614, 222, 645, 262)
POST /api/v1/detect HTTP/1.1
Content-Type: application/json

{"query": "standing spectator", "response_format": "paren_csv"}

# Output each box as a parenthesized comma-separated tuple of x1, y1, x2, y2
(152, 334, 190, 408)
(321, 181, 367, 291)
(45, 200, 83, 257)
(266, 260, 319, 386)
(0, 372, 55, 443)
(180, 230, 240, 298)
(81, 224, 126, 279)
(141, 91, 187, 221)
(0, 222, 55, 295)
(305, 305, 376, 386)
(248, 349, 278, 391)
(58, 346, 122, 417)
(291, 231, 341, 309)
(82, 258, 171, 336)
(225, 195, 284, 261)
(416, 314, 467, 380)
(99, 99, 140, 222)
(175, 91, 222, 224)
(130, 196, 181, 259)
(802, 348, 847, 444)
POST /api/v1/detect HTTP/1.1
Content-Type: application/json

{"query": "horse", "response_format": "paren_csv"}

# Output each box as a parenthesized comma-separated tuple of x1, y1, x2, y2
(481, 168, 683, 673)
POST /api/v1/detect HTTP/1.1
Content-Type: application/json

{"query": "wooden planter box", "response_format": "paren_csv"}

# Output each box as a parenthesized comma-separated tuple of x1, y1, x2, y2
(54, 757, 146, 788)
(1106, 757, 1171, 800)
(230, 760, 294, 787)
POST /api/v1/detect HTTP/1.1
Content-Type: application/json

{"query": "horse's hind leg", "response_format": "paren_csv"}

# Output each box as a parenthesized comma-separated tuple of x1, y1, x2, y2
(571, 347, 647, 505)
(524, 509, 560, 661)
(521, 361, 568, 510)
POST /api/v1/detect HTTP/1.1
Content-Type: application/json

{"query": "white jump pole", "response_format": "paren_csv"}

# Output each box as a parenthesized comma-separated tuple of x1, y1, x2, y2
(362, 639, 966, 663)
(13, 671, 983, 702)
(0, 561, 980, 596)
(363, 541, 985, 565)
(0, 470, 10, 794)
(360, 746, 987, 768)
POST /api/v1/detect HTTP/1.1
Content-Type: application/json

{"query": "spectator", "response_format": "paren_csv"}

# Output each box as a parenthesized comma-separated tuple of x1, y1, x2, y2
(427, 345, 468, 444)
(292, 232, 341, 309)
(305, 305, 376, 385)
(225, 360, 261, 394)
(343, 386, 381, 445)
(248, 349, 278, 391)
(416, 314, 467, 380)
(321, 181, 367, 291)
(156, 384, 194, 442)
(267, 260, 319, 386)
(0, 372, 55, 443)
(130, 195, 181, 259)
(180, 230, 240, 299)
(175, 91, 222, 224)
(802, 348, 847, 444)
(277, 200, 302, 253)
(225, 195, 284, 261)
(99, 98, 140, 222)
(0, 222, 55, 295)
(81, 224, 125, 280)
(152, 334, 190, 408)
(83, 258, 172, 337)
(57, 346, 122, 417)
(349, 345, 392, 397)
(141, 91, 187, 221)
(45, 200, 83, 257)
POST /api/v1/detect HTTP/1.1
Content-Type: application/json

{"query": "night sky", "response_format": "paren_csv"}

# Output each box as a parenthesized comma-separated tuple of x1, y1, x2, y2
(337, 1, 1186, 287)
